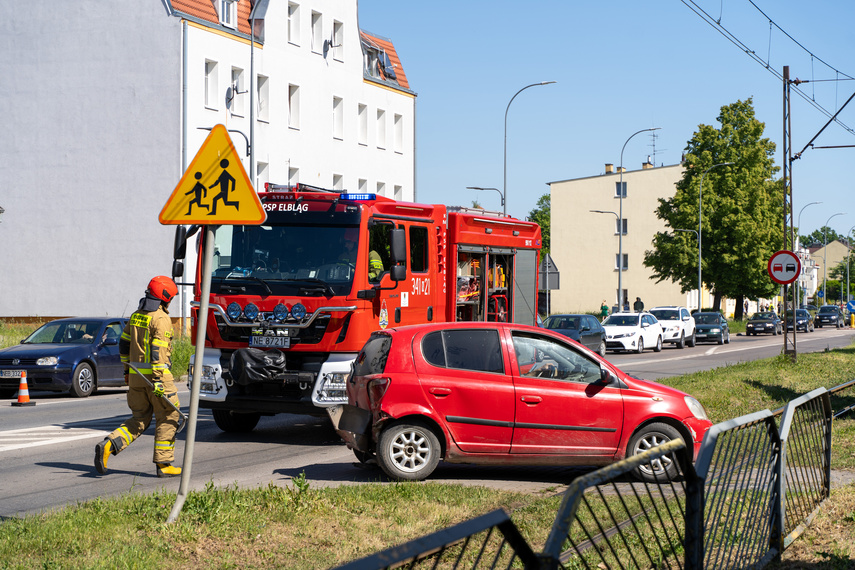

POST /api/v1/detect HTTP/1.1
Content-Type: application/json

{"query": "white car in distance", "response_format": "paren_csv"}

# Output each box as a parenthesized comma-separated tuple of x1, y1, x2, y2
(602, 312, 663, 353)
(649, 306, 696, 348)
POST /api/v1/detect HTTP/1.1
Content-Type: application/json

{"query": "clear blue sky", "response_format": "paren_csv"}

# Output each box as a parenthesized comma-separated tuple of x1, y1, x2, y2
(358, 0, 855, 239)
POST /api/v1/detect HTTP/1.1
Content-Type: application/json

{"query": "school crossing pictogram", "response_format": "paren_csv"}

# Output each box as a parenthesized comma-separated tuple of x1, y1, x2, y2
(159, 124, 266, 225)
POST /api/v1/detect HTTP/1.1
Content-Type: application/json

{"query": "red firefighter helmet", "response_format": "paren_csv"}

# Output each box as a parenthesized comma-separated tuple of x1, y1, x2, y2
(147, 276, 178, 303)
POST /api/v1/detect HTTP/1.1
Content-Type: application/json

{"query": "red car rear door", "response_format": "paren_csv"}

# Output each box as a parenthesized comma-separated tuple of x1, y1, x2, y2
(509, 331, 624, 456)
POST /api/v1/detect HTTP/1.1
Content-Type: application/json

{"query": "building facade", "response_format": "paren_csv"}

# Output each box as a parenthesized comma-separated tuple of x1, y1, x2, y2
(0, 0, 415, 319)
(549, 163, 690, 314)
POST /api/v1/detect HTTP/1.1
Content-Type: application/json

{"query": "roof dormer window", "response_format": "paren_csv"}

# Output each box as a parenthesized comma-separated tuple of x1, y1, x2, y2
(219, 0, 237, 29)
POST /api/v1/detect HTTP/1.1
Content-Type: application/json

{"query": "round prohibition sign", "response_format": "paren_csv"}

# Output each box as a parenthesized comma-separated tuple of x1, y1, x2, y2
(767, 250, 801, 285)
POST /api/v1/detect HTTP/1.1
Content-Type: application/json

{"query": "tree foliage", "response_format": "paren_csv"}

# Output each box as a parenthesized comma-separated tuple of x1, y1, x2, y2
(800, 227, 842, 247)
(643, 99, 784, 312)
(528, 193, 550, 254)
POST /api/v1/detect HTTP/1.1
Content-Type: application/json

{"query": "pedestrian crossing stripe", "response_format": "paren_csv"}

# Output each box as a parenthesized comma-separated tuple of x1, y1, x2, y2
(159, 124, 267, 225)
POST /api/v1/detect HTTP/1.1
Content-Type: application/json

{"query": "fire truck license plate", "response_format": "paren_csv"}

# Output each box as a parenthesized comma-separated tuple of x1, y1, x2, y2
(249, 335, 290, 349)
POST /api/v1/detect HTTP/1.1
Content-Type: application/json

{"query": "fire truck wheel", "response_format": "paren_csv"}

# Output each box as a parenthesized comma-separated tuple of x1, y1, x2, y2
(377, 420, 441, 481)
(212, 409, 261, 433)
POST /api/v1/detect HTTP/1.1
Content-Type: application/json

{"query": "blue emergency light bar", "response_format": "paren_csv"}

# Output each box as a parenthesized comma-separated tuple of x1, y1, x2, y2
(340, 193, 376, 201)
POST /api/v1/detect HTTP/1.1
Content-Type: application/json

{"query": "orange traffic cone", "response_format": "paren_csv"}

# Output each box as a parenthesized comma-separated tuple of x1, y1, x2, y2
(11, 371, 36, 407)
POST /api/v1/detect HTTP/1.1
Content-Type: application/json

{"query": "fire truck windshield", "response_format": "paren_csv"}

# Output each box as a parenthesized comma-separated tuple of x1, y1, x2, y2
(210, 224, 358, 296)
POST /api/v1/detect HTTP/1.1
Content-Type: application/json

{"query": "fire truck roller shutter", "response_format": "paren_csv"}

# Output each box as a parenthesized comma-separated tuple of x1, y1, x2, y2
(513, 249, 538, 325)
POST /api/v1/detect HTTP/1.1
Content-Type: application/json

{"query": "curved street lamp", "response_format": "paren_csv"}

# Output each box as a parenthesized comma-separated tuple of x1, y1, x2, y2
(822, 212, 846, 302)
(467, 186, 504, 210)
(795, 201, 822, 308)
(675, 229, 700, 309)
(697, 162, 733, 309)
(503, 81, 555, 217)
(616, 128, 660, 308)
(847, 225, 855, 307)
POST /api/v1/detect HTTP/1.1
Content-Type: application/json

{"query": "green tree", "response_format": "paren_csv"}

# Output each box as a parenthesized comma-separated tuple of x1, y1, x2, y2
(801, 227, 842, 247)
(644, 99, 784, 317)
(528, 194, 550, 254)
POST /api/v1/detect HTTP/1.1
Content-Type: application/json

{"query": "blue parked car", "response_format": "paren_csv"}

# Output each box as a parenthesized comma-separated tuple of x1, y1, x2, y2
(0, 317, 128, 398)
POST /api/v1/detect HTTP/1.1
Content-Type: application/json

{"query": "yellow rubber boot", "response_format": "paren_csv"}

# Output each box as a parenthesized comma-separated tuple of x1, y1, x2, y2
(156, 463, 182, 478)
(94, 438, 113, 475)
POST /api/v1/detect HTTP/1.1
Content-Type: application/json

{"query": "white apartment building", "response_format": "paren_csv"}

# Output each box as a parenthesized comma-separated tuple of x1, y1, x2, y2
(0, 0, 415, 319)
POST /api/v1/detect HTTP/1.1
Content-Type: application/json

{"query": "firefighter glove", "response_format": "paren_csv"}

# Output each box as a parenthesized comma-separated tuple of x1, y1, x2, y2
(123, 373, 129, 385)
(153, 382, 165, 398)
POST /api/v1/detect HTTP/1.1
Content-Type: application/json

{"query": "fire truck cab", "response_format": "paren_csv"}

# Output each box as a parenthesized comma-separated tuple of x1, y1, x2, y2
(174, 186, 541, 432)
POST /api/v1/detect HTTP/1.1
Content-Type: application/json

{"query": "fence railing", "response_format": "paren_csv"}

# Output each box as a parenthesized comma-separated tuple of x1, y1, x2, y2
(334, 381, 847, 570)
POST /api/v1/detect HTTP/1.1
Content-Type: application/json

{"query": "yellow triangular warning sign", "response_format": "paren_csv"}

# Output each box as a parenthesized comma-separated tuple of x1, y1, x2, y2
(159, 124, 267, 225)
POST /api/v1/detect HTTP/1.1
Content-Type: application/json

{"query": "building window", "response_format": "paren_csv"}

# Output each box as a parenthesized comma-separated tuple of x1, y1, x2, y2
(256, 161, 269, 190)
(257, 74, 269, 122)
(615, 254, 628, 271)
(288, 84, 300, 129)
(615, 181, 627, 198)
(230, 67, 245, 117)
(377, 181, 386, 196)
(357, 104, 368, 145)
(332, 21, 344, 61)
(615, 218, 627, 235)
(204, 60, 218, 109)
(358, 178, 367, 193)
(332, 96, 343, 140)
(311, 11, 323, 54)
(376, 109, 386, 149)
(333, 174, 343, 191)
(288, 3, 300, 45)
(219, 0, 237, 28)
(393, 113, 403, 154)
(289, 167, 299, 186)
(394, 185, 403, 200)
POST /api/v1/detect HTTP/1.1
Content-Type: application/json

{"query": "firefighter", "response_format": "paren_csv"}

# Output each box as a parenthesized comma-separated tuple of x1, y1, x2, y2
(94, 276, 182, 478)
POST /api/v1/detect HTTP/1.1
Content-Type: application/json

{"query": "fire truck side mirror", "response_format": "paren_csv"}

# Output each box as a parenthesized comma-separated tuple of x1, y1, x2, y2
(390, 265, 406, 282)
(390, 229, 406, 264)
(172, 259, 184, 280)
(174, 226, 188, 260)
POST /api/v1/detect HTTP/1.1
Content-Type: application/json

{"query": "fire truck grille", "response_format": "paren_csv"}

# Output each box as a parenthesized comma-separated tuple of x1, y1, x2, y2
(216, 315, 331, 345)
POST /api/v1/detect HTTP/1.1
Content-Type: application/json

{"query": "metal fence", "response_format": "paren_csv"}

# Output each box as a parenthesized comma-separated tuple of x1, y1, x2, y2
(335, 381, 849, 570)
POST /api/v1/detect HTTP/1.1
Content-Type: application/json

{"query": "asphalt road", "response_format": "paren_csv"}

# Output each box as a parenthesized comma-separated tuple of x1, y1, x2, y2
(1, 326, 852, 519)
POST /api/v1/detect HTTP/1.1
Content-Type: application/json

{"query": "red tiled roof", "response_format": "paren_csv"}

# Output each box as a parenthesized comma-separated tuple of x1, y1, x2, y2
(171, 0, 252, 36)
(360, 31, 409, 90)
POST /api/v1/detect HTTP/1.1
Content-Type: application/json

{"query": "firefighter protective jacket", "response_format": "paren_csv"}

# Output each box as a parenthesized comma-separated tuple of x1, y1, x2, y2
(120, 304, 174, 388)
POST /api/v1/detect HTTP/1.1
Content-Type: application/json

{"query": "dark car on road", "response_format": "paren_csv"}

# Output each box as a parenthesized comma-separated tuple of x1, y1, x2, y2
(0, 317, 128, 398)
(693, 312, 730, 344)
(333, 321, 712, 483)
(814, 305, 844, 328)
(746, 312, 783, 336)
(542, 314, 606, 356)
(786, 309, 814, 333)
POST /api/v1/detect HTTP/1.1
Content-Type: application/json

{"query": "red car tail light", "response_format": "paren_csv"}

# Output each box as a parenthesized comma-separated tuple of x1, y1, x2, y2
(367, 377, 390, 407)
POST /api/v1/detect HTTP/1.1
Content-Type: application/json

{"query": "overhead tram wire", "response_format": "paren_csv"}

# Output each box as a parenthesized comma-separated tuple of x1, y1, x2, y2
(679, 0, 855, 137)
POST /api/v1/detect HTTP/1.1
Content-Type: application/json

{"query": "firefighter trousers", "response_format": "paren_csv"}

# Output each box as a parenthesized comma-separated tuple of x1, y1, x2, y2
(107, 383, 181, 464)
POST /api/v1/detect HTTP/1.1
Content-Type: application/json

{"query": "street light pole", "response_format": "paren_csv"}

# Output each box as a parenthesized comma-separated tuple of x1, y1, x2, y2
(697, 162, 733, 311)
(467, 186, 504, 211)
(675, 229, 700, 309)
(503, 81, 555, 217)
(591, 209, 621, 308)
(847, 225, 855, 306)
(795, 202, 822, 308)
(616, 128, 660, 309)
(822, 212, 845, 303)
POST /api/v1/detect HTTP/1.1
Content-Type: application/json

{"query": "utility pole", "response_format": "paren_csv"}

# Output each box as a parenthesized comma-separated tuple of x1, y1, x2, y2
(782, 66, 796, 361)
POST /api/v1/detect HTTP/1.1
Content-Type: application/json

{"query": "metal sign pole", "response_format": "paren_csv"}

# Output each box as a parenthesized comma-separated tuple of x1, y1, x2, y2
(168, 225, 216, 523)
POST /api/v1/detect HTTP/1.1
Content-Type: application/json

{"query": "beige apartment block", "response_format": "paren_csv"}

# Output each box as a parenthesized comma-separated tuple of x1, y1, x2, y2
(807, 240, 852, 300)
(549, 162, 692, 314)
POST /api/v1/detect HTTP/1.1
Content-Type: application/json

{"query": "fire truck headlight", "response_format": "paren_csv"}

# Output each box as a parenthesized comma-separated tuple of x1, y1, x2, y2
(273, 303, 289, 321)
(320, 372, 348, 402)
(226, 302, 242, 321)
(244, 303, 259, 321)
(291, 303, 307, 320)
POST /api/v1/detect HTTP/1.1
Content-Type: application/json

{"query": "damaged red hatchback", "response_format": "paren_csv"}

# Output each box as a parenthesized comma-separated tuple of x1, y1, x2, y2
(332, 322, 712, 483)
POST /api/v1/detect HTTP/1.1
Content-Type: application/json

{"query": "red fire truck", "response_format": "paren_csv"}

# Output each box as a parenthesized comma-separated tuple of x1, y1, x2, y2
(172, 185, 541, 432)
